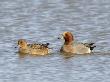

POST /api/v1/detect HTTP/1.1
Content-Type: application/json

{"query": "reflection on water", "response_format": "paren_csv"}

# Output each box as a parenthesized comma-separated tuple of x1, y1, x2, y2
(0, 0, 110, 82)
(18, 52, 51, 58)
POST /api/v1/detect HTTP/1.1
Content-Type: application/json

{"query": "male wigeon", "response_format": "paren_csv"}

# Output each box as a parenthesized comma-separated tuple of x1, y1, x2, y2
(17, 39, 51, 55)
(59, 32, 96, 54)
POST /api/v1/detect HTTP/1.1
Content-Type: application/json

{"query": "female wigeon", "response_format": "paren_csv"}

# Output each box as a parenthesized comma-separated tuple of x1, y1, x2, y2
(17, 39, 51, 55)
(59, 32, 96, 54)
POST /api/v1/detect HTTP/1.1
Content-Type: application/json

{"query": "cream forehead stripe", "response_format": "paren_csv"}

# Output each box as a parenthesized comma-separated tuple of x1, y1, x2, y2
(63, 32, 68, 36)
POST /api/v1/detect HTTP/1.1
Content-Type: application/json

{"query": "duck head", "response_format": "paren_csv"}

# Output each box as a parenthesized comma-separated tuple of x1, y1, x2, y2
(17, 39, 27, 49)
(59, 32, 74, 45)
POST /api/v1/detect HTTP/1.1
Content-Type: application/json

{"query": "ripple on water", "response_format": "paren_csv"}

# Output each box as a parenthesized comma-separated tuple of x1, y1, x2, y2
(0, 0, 110, 82)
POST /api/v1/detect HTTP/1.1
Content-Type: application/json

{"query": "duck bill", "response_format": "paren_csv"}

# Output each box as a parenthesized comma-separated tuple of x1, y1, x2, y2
(15, 45, 18, 49)
(58, 34, 64, 40)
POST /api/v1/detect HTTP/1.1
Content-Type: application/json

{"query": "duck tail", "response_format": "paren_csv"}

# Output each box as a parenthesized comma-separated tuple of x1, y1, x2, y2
(89, 43, 95, 46)
(84, 42, 96, 51)
(46, 43, 50, 46)
(42, 43, 50, 48)
(90, 45, 96, 51)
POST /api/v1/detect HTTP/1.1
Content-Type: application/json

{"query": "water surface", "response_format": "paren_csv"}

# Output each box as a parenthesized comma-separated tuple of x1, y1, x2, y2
(0, 0, 110, 82)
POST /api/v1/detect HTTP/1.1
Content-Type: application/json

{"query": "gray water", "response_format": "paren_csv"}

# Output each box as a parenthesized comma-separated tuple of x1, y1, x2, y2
(0, 0, 110, 82)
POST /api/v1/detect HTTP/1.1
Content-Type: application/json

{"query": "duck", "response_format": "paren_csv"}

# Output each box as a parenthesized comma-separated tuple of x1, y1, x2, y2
(58, 32, 96, 54)
(17, 39, 51, 55)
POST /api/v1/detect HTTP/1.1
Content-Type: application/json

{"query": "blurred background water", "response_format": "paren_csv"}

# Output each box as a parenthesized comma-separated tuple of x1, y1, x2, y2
(0, 0, 110, 82)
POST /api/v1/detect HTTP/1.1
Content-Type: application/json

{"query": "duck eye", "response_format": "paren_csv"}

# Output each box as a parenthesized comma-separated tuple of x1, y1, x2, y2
(20, 42, 23, 44)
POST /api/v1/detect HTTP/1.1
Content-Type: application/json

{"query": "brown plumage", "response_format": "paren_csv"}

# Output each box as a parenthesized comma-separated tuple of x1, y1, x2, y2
(17, 39, 51, 55)
(59, 32, 96, 54)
